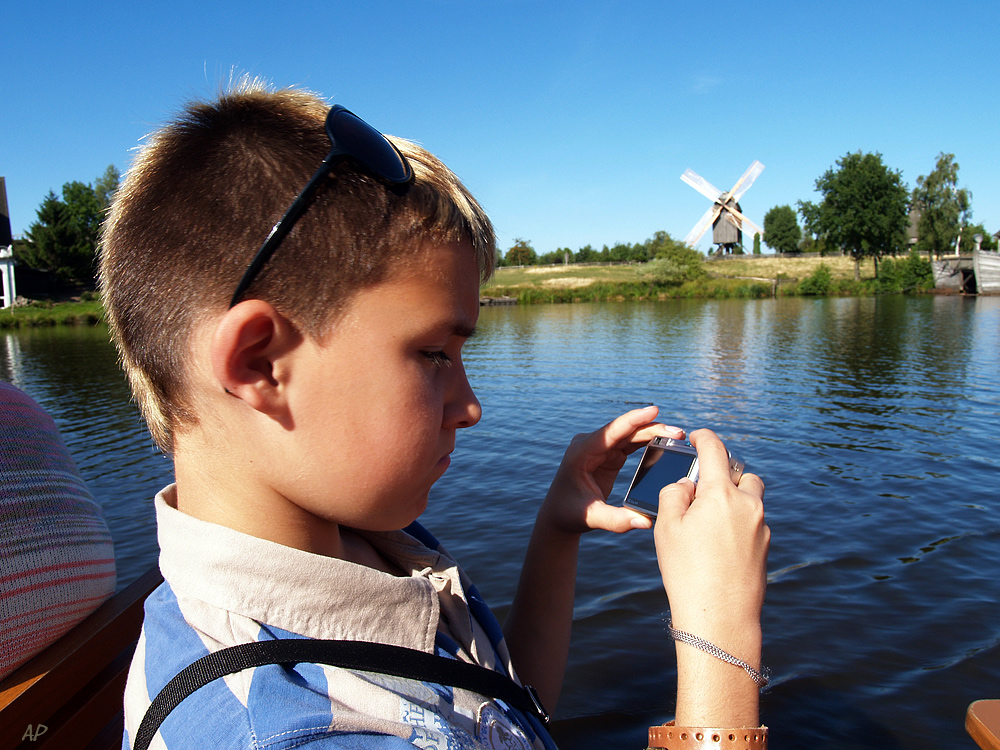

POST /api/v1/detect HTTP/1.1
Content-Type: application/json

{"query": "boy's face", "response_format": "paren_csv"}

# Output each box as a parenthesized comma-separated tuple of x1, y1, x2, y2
(280, 241, 482, 532)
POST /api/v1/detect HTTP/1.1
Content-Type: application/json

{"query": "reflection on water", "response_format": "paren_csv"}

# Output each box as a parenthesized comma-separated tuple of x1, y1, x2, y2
(3, 295, 999, 749)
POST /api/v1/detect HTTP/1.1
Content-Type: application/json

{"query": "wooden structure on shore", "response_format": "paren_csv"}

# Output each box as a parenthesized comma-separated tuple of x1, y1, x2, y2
(933, 250, 1000, 294)
(0, 178, 15, 308)
(480, 296, 516, 306)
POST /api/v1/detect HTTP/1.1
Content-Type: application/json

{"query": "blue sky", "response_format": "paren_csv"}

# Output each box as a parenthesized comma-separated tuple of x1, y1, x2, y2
(3, 1, 997, 255)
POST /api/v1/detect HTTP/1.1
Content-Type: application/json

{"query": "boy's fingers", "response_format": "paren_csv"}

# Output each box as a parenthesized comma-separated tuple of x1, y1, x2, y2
(597, 405, 657, 448)
(591, 406, 683, 453)
(587, 502, 653, 533)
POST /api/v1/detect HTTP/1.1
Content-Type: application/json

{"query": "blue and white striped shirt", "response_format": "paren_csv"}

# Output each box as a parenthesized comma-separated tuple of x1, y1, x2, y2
(123, 487, 555, 750)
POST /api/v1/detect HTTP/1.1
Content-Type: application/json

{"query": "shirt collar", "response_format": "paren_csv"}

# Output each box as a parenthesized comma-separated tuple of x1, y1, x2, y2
(155, 485, 445, 652)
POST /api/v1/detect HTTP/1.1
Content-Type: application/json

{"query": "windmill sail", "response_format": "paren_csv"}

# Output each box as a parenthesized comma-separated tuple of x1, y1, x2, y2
(730, 161, 765, 203)
(680, 169, 724, 203)
(684, 203, 723, 248)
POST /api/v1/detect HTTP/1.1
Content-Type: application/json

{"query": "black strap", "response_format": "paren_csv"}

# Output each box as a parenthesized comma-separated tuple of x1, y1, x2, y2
(133, 639, 549, 750)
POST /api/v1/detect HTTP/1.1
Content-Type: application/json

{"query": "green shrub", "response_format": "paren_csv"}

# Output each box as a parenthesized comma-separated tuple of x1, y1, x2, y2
(875, 253, 934, 294)
(798, 264, 832, 295)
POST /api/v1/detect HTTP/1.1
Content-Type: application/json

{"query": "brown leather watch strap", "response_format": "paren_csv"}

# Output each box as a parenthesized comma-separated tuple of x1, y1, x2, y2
(647, 722, 768, 749)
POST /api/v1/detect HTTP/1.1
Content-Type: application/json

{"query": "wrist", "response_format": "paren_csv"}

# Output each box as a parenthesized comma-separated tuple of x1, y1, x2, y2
(667, 611, 762, 663)
(670, 619, 764, 729)
(535, 496, 588, 541)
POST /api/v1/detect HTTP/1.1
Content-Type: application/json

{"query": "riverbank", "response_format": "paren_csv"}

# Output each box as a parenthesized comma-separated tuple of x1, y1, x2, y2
(485, 253, 896, 303)
(0, 299, 103, 328)
(1, 254, 932, 325)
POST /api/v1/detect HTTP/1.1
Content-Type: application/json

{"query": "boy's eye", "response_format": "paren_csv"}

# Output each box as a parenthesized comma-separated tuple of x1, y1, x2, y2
(422, 350, 453, 368)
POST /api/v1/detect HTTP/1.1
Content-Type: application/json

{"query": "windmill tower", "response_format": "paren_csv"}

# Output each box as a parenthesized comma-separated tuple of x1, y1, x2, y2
(681, 161, 764, 254)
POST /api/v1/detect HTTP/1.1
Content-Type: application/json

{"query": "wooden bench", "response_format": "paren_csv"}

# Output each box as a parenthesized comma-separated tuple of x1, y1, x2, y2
(969, 700, 1000, 750)
(0, 566, 162, 750)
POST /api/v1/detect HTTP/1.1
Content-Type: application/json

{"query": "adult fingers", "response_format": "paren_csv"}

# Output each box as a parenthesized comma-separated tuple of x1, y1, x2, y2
(687, 428, 737, 485)
(737, 471, 765, 501)
(654, 477, 696, 527)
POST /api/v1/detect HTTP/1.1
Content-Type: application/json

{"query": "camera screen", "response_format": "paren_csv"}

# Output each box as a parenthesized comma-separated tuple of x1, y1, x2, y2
(625, 447, 697, 512)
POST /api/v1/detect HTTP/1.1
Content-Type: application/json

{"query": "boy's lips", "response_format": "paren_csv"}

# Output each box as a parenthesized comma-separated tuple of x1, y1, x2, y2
(434, 449, 454, 474)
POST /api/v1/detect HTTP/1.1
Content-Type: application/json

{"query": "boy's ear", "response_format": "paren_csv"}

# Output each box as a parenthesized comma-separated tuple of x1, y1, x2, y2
(210, 300, 302, 417)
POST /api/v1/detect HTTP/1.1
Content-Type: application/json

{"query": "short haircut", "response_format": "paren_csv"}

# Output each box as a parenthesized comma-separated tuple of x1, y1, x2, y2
(100, 81, 496, 453)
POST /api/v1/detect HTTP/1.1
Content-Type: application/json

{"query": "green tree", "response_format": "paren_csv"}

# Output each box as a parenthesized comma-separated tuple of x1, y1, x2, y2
(93, 164, 121, 210)
(505, 238, 537, 266)
(608, 242, 632, 262)
(645, 230, 690, 259)
(19, 166, 119, 285)
(807, 151, 909, 280)
(762, 205, 801, 254)
(575, 244, 600, 263)
(960, 223, 998, 253)
(797, 200, 826, 253)
(911, 153, 971, 259)
(753, 233, 761, 255)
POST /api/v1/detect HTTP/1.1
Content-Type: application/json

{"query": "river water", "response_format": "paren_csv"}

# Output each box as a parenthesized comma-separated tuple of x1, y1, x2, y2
(3, 295, 999, 749)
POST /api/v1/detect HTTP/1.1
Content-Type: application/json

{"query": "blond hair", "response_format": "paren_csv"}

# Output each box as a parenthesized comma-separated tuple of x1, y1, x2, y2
(100, 82, 496, 452)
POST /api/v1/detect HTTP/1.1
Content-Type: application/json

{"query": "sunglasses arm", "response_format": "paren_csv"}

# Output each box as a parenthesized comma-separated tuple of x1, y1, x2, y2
(229, 150, 340, 307)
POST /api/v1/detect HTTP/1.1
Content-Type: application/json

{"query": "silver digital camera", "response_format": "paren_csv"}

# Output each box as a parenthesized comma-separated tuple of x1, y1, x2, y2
(621, 436, 745, 518)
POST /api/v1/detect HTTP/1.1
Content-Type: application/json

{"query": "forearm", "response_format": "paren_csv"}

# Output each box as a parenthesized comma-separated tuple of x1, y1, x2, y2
(673, 621, 762, 727)
(503, 517, 580, 713)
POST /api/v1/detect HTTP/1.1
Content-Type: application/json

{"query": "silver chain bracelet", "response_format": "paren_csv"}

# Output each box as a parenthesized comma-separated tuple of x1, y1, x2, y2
(666, 620, 770, 690)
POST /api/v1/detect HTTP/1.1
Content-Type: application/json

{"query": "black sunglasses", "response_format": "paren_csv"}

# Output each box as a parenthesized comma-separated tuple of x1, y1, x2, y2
(229, 105, 413, 307)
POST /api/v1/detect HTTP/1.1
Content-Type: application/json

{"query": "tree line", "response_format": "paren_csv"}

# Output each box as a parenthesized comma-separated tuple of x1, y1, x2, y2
(502, 151, 994, 284)
(499, 230, 700, 268)
(761, 151, 995, 280)
(13, 165, 119, 286)
(14, 151, 993, 291)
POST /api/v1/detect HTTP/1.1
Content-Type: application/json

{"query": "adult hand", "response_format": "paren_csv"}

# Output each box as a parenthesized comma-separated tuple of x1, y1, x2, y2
(655, 429, 768, 651)
(653, 429, 768, 728)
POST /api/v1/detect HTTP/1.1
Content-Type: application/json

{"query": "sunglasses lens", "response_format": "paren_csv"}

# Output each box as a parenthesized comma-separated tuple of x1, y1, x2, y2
(327, 108, 412, 183)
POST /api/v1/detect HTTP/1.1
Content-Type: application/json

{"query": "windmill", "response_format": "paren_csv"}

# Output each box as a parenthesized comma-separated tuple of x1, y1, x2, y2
(681, 161, 765, 253)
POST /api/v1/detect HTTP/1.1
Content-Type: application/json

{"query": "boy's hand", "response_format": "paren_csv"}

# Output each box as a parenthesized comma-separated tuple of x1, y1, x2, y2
(538, 405, 683, 536)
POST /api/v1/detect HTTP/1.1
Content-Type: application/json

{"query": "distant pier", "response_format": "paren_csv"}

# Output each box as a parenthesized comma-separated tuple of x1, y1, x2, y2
(480, 296, 517, 306)
(933, 251, 1000, 294)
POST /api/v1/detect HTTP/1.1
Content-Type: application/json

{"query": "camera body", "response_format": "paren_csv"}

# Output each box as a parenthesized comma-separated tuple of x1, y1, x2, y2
(621, 436, 745, 518)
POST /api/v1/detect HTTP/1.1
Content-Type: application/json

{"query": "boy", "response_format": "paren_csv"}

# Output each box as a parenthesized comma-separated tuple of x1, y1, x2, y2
(100, 82, 768, 749)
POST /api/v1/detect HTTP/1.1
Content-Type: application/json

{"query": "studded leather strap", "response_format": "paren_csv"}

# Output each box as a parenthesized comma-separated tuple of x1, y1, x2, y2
(647, 721, 768, 749)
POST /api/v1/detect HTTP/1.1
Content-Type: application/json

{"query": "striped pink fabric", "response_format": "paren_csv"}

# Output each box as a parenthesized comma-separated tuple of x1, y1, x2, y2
(0, 381, 116, 680)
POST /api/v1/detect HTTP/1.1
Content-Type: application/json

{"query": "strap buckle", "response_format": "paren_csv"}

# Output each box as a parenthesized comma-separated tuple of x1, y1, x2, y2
(524, 684, 550, 726)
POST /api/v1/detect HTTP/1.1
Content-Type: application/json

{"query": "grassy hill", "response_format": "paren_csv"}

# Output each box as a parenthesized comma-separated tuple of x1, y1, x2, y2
(484, 253, 876, 302)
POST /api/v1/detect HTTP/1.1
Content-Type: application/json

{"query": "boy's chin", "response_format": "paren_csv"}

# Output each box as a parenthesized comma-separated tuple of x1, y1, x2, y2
(357, 491, 430, 533)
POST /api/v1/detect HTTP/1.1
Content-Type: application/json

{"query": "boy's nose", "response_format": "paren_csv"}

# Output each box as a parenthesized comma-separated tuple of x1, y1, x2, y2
(448, 367, 482, 429)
